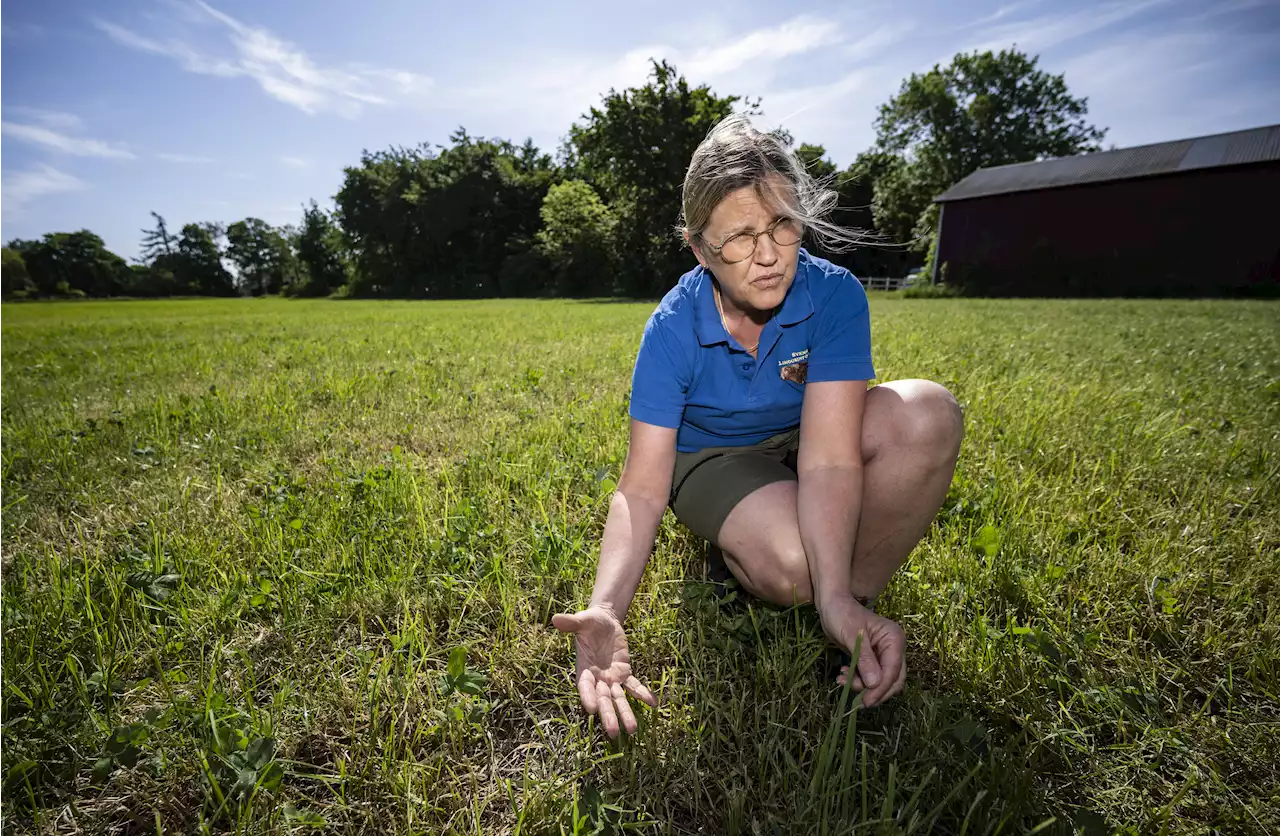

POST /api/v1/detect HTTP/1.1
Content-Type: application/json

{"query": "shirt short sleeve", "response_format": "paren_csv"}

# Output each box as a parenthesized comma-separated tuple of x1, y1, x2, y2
(628, 315, 690, 428)
(807, 270, 875, 383)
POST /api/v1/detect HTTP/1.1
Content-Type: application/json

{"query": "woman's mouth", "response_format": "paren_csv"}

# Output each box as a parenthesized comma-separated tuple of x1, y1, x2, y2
(753, 273, 783, 289)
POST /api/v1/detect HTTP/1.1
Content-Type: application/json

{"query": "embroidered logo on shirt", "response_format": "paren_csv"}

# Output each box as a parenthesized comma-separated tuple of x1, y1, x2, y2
(779, 349, 809, 384)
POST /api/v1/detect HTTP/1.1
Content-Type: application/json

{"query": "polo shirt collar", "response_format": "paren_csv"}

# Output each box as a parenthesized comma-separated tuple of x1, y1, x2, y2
(692, 265, 726, 347)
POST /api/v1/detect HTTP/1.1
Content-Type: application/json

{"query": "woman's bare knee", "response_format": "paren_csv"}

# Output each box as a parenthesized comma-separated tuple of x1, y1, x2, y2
(868, 379, 963, 462)
(734, 540, 812, 606)
(906, 381, 963, 460)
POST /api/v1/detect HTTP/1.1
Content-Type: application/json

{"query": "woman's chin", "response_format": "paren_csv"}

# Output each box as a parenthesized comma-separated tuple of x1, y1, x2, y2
(750, 282, 789, 311)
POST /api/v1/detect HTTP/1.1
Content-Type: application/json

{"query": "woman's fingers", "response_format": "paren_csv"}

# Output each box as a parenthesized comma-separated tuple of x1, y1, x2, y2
(885, 652, 907, 701)
(576, 670, 646, 738)
(595, 679, 620, 738)
(854, 632, 882, 690)
(611, 682, 638, 734)
(836, 672, 865, 691)
(837, 665, 865, 692)
(623, 675, 658, 707)
(577, 668, 599, 714)
(865, 630, 905, 707)
(551, 612, 585, 634)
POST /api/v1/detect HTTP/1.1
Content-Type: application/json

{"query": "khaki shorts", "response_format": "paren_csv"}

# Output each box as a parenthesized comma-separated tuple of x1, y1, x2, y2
(669, 427, 801, 543)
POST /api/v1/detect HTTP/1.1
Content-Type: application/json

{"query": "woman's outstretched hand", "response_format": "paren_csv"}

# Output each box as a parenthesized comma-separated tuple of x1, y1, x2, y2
(551, 606, 658, 738)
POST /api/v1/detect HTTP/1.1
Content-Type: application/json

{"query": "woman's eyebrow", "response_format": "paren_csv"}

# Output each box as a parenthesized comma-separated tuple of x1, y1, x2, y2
(719, 215, 785, 239)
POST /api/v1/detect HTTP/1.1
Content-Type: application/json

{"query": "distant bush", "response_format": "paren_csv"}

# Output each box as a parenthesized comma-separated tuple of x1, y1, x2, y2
(498, 248, 552, 297)
(1, 247, 34, 298)
(536, 180, 616, 297)
(901, 282, 958, 298)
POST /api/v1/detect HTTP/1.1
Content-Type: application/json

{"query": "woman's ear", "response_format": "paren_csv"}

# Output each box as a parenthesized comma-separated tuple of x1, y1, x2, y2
(684, 229, 709, 268)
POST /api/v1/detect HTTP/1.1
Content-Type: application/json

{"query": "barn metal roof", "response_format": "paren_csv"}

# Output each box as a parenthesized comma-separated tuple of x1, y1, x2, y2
(935, 123, 1280, 203)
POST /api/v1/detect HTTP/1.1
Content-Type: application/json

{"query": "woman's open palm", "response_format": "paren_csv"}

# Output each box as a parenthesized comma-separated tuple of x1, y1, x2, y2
(551, 606, 658, 738)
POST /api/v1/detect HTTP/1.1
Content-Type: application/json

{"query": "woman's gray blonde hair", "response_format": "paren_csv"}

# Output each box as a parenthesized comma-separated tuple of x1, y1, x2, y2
(680, 114, 865, 253)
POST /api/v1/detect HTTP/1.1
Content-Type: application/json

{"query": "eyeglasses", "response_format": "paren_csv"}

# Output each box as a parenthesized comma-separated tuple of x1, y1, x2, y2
(700, 216, 803, 264)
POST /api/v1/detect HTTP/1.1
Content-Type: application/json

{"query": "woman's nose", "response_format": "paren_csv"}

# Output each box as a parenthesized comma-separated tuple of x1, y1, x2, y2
(754, 234, 779, 265)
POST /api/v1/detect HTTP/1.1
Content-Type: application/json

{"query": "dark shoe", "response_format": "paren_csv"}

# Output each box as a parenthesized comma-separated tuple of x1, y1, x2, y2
(705, 543, 734, 600)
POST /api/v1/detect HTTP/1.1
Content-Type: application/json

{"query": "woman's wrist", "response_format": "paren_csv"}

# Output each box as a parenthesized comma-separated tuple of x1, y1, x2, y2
(814, 587, 865, 614)
(588, 599, 622, 621)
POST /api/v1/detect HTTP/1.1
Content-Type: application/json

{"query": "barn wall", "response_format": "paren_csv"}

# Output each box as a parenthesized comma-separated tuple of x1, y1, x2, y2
(936, 161, 1280, 297)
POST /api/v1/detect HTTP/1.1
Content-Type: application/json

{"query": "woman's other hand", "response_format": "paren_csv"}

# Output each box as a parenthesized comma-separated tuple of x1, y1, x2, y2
(818, 594, 906, 708)
(551, 606, 658, 738)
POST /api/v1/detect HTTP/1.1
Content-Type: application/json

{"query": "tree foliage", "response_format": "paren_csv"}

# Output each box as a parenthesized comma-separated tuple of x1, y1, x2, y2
(2, 248, 35, 297)
(8, 232, 132, 297)
(336, 129, 556, 298)
(130, 216, 236, 297)
(852, 150, 933, 249)
(795, 144, 838, 180)
(871, 47, 1105, 246)
(290, 201, 349, 297)
(535, 180, 616, 297)
(140, 212, 176, 264)
(568, 60, 742, 296)
(174, 223, 236, 296)
(776, 146, 913, 278)
(226, 218, 299, 296)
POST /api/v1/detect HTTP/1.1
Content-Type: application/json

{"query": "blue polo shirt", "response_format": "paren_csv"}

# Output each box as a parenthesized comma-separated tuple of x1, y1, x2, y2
(629, 248, 875, 453)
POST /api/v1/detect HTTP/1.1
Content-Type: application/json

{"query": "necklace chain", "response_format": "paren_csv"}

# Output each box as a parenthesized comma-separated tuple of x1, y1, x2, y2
(713, 283, 770, 354)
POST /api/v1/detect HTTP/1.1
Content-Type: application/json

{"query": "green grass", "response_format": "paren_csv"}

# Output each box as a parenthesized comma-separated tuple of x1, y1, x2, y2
(2, 295, 1278, 835)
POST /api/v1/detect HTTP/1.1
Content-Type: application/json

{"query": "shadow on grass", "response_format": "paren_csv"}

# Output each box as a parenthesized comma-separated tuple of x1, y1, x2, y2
(572, 559, 1108, 836)
(564, 297, 662, 305)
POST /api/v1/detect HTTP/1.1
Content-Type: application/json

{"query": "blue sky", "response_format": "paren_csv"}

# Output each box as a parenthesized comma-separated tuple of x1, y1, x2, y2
(3, 0, 1278, 259)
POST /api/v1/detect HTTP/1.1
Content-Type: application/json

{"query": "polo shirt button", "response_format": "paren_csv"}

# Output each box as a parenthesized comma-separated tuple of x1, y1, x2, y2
(741, 362, 750, 370)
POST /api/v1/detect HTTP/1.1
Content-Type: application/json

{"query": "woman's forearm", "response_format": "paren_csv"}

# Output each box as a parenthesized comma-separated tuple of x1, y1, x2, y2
(588, 489, 667, 621)
(796, 464, 863, 609)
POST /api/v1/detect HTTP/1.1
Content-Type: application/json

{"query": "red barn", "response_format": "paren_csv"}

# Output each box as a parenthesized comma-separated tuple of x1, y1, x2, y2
(933, 123, 1280, 297)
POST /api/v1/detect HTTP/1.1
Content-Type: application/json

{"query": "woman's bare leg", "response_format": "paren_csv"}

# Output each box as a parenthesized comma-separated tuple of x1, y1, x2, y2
(714, 379, 964, 606)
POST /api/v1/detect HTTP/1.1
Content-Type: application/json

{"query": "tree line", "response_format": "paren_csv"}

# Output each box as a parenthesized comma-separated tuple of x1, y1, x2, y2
(2, 47, 1104, 301)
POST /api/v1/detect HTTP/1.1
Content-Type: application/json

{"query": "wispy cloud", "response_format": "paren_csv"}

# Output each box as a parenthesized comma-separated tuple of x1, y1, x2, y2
(966, 0, 1175, 55)
(1, 121, 136, 159)
(279, 155, 310, 168)
(2, 21, 45, 40)
(3, 107, 83, 131)
(93, 19, 240, 76)
(94, 2, 433, 117)
(679, 16, 844, 79)
(767, 68, 882, 128)
(1180, 0, 1280, 26)
(961, 1, 1046, 30)
(454, 13, 855, 140)
(2, 165, 87, 217)
(752, 19, 915, 154)
(839, 22, 917, 58)
(158, 152, 216, 164)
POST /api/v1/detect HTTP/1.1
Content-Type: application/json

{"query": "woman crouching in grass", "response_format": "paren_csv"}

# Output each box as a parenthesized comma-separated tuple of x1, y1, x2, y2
(552, 115, 963, 739)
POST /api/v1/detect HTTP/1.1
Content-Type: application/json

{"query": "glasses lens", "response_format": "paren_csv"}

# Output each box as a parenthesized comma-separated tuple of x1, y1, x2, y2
(719, 234, 755, 263)
(771, 218, 802, 247)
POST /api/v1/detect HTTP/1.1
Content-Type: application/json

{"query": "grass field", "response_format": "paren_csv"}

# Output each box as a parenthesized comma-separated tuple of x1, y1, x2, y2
(2, 295, 1278, 835)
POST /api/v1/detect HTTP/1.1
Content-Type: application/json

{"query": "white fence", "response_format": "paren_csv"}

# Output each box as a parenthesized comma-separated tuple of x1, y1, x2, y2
(859, 276, 912, 292)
